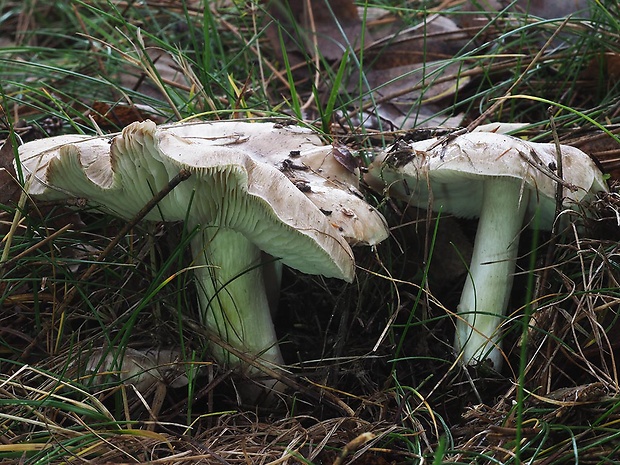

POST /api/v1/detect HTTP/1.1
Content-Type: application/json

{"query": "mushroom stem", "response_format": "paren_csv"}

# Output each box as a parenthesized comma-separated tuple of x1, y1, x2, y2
(454, 178, 529, 369)
(191, 227, 285, 374)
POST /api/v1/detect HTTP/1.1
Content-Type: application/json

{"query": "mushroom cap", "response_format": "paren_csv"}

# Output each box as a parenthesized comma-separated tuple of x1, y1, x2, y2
(19, 120, 389, 282)
(156, 122, 388, 247)
(367, 131, 608, 229)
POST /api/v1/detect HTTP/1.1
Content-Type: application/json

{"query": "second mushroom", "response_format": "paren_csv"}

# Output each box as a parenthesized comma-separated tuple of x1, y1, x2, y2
(366, 131, 608, 370)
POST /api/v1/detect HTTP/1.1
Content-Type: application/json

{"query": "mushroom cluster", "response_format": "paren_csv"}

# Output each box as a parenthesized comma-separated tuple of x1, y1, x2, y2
(17, 120, 608, 386)
(18, 120, 388, 387)
(366, 131, 608, 370)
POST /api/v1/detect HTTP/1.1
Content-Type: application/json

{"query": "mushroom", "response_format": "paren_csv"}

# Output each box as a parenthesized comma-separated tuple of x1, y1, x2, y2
(18, 120, 388, 386)
(85, 347, 189, 393)
(366, 131, 608, 369)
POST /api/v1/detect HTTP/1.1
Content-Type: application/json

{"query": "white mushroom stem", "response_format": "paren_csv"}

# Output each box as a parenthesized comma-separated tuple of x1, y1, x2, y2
(191, 227, 284, 374)
(454, 178, 529, 369)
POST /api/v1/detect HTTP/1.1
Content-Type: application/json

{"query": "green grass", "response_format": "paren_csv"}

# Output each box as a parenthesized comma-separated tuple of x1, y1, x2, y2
(1, 0, 620, 463)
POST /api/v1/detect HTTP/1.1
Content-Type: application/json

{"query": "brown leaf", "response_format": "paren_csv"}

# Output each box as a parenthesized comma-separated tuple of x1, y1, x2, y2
(331, 144, 358, 173)
(265, 0, 366, 62)
(580, 52, 620, 89)
(351, 57, 469, 130)
(563, 127, 620, 182)
(0, 138, 21, 206)
(265, 4, 470, 129)
(364, 15, 470, 70)
(459, 0, 591, 30)
(513, 0, 591, 18)
(461, 0, 590, 18)
(90, 101, 153, 130)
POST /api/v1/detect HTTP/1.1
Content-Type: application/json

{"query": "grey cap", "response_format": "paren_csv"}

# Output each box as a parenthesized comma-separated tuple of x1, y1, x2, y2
(367, 131, 608, 228)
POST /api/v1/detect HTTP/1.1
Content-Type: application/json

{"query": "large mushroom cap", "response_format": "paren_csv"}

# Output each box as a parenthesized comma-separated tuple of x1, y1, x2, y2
(157, 121, 389, 247)
(367, 131, 608, 227)
(19, 120, 389, 282)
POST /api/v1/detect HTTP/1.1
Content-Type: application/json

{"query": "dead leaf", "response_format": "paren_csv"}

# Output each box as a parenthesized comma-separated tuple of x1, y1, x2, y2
(580, 52, 620, 91)
(90, 101, 164, 130)
(0, 138, 21, 206)
(351, 19, 470, 128)
(461, 0, 591, 18)
(514, 0, 591, 18)
(265, 0, 367, 62)
(460, 0, 591, 31)
(563, 126, 620, 182)
(331, 145, 358, 173)
(363, 100, 465, 131)
(340, 15, 470, 129)
(364, 14, 470, 70)
(265, 4, 470, 129)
